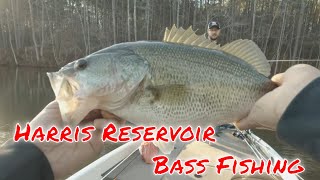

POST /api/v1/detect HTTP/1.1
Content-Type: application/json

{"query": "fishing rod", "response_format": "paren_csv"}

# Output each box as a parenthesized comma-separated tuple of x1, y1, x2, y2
(268, 60, 320, 62)
(234, 129, 304, 180)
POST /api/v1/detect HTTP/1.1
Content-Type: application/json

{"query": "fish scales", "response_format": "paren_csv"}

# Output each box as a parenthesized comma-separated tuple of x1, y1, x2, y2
(98, 41, 275, 126)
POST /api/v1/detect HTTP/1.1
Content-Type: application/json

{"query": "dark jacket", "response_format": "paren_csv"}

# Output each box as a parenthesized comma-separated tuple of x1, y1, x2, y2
(0, 141, 53, 180)
(277, 77, 320, 161)
(0, 77, 320, 179)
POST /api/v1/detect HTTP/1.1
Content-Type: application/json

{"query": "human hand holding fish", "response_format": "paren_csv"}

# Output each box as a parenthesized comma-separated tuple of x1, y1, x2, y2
(236, 64, 320, 131)
(28, 101, 124, 179)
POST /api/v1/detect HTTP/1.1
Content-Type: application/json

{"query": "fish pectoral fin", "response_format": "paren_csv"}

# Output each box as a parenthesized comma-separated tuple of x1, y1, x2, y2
(142, 84, 193, 105)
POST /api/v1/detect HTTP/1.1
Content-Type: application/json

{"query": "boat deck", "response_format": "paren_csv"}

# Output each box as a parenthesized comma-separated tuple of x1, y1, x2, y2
(101, 129, 282, 180)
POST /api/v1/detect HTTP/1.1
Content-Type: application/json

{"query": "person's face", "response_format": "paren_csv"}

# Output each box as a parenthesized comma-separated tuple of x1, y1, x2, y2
(207, 27, 221, 41)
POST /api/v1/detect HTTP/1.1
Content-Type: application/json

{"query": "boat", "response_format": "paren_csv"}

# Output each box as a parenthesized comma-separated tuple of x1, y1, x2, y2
(68, 125, 303, 180)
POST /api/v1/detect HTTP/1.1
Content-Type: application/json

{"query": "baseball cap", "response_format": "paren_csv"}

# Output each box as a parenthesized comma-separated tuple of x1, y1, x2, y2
(208, 21, 220, 29)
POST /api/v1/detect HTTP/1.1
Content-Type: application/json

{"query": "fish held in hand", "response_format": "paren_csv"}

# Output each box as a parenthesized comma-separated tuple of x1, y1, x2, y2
(47, 25, 276, 128)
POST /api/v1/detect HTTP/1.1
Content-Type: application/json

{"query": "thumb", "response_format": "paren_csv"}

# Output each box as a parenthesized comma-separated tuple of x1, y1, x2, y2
(235, 115, 257, 130)
(234, 118, 256, 130)
(271, 73, 284, 86)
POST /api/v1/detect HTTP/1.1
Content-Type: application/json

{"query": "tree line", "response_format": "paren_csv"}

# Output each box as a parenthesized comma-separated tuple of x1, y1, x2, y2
(0, 0, 319, 70)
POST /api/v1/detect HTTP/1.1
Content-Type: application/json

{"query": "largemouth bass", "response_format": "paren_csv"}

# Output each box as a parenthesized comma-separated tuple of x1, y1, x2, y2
(47, 25, 276, 128)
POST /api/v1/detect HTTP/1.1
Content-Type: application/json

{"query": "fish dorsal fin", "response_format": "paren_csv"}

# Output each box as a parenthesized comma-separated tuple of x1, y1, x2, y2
(220, 39, 270, 76)
(163, 24, 220, 50)
(163, 25, 271, 77)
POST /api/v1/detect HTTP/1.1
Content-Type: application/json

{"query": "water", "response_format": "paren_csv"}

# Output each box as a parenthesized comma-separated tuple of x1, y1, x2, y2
(0, 67, 319, 179)
(254, 130, 320, 179)
(0, 67, 56, 143)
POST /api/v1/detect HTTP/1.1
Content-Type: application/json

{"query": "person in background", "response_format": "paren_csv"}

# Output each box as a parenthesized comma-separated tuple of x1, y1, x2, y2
(207, 20, 221, 44)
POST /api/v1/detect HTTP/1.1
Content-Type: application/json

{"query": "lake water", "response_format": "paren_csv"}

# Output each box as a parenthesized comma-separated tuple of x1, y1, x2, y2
(0, 67, 56, 143)
(0, 67, 319, 179)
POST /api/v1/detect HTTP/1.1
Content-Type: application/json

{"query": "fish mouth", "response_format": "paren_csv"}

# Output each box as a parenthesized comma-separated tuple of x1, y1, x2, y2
(80, 109, 125, 126)
(47, 72, 65, 97)
(47, 72, 99, 126)
(47, 72, 126, 126)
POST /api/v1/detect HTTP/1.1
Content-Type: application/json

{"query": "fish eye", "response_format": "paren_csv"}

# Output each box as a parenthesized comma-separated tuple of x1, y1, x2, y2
(75, 59, 87, 70)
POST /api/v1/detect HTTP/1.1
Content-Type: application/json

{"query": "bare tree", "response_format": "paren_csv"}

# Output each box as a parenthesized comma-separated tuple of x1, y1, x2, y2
(263, 2, 280, 54)
(293, 1, 305, 60)
(177, 0, 180, 27)
(112, 0, 117, 43)
(0, 13, 7, 48)
(127, 0, 131, 41)
(0, 0, 320, 68)
(6, 10, 18, 65)
(251, 0, 256, 40)
(275, 2, 288, 74)
(41, 0, 45, 57)
(134, 0, 137, 41)
(193, 0, 197, 27)
(76, 4, 88, 55)
(45, 4, 58, 65)
(145, 0, 150, 40)
(28, 0, 40, 62)
(10, 0, 18, 48)
(86, 2, 91, 54)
